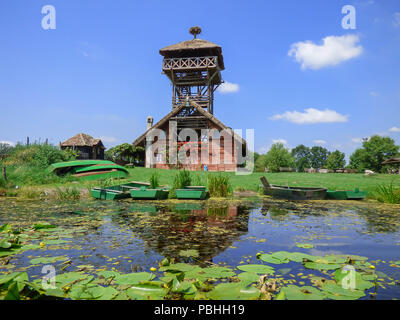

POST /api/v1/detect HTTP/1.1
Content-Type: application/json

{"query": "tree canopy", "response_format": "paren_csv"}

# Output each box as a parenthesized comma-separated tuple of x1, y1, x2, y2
(349, 135, 399, 172)
(263, 143, 295, 173)
(326, 150, 346, 170)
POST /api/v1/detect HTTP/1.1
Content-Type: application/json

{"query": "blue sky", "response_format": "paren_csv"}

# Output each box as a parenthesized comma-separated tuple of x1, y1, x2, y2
(0, 0, 399, 161)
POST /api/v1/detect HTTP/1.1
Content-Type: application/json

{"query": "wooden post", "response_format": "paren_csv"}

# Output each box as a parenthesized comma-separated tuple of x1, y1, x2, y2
(2, 166, 7, 182)
(26, 137, 29, 146)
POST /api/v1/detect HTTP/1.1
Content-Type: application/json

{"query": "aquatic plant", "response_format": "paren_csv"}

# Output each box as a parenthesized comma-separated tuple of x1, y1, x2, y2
(149, 172, 160, 189)
(55, 186, 81, 201)
(374, 183, 400, 204)
(207, 174, 232, 197)
(169, 170, 192, 198)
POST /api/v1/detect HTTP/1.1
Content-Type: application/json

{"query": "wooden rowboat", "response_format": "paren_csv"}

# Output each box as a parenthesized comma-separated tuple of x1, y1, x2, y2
(260, 177, 327, 200)
(326, 189, 366, 200)
(175, 186, 209, 200)
(130, 186, 169, 200)
(90, 181, 150, 200)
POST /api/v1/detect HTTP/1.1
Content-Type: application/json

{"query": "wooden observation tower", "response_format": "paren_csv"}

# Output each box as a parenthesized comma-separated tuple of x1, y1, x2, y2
(133, 27, 246, 172)
(159, 26, 224, 117)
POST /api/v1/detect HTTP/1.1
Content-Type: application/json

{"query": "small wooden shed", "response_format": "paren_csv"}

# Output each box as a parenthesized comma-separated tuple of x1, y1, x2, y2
(60, 133, 105, 160)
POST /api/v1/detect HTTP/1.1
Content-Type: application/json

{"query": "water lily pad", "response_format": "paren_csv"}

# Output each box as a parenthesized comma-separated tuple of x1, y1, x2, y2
(320, 283, 365, 300)
(303, 262, 342, 271)
(29, 256, 69, 265)
(126, 283, 167, 300)
(97, 270, 120, 279)
(333, 269, 374, 291)
(207, 283, 260, 300)
(33, 222, 56, 230)
(185, 266, 235, 280)
(260, 254, 285, 264)
(237, 264, 275, 274)
(237, 272, 260, 285)
(114, 272, 155, 285)
(282, 285, 325, 300)
(159, 263, 200, 273)
(296, 243, 314, 249)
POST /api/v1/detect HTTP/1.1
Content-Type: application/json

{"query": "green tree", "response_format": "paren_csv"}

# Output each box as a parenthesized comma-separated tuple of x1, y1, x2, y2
(349, 135, 399, 172)
(326, 150, 346, 170)
(310, 146, 330, 169)
(105, 143, 144, 163)
(264, 143, 295, 172)
(0, 143, 13, 157)
(255, 154, 268, 172)
(291, 144, 311, 172)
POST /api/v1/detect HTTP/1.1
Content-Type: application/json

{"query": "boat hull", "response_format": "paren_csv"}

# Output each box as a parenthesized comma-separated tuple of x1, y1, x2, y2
(262, 185, 327, 200)
(130, 188, 169, 200)
(90, 181, 150, 200)
(326, 190, 366, 200)
(175, 186, 209, 200)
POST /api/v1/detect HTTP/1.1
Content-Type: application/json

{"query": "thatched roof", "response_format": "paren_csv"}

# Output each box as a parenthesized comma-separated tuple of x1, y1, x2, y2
(132, 100, 245, 148)
(60, 133, 105, 149)
(160, 39, 225, 70)
(382, 157, 400, 165)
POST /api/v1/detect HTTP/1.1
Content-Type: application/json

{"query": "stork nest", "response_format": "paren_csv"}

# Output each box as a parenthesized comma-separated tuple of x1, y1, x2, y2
(189, 26, 202, 38)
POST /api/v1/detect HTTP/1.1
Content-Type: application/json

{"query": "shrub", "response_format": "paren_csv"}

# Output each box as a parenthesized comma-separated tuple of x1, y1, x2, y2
(5, 143, 75, 168)
(207, 174, 232, 197)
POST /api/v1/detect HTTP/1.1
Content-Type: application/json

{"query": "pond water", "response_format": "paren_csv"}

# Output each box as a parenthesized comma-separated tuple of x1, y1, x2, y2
(0, 198, 399, 299)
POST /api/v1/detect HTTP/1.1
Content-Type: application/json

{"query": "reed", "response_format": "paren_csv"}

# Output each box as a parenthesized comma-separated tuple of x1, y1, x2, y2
(207, 174, 232, 198)
(374, 183, 400, 204)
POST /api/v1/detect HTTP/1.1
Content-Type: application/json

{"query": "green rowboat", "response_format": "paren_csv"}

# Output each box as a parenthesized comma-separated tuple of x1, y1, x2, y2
(175, 186, 209, 200)
(91, 181, 150, 200)
(130, 186, 169, 200)
(262, 185, 327, 200)
(326, 189, 366, 200)
(260, 176, 327, 200)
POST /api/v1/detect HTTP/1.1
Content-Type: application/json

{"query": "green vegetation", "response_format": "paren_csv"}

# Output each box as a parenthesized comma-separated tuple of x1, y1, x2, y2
(374, 183, 400, 204)
(55, 187, 81, 201)
(0, 143, 77, 189)
(149, 172, 160, 189)
(207, 174, 232, 197)
(326, 150, 346, 170)
(349, 135, 399, 173)
(0, 222, 380, 300)
(291, 144, 312, 172)
(105, 143, 144, 165)
(256, 143, 295, 172)
(124, 167, 400, 196)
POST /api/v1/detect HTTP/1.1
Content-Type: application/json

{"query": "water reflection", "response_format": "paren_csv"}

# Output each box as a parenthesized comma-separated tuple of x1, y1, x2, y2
(118, 203, 250, 262)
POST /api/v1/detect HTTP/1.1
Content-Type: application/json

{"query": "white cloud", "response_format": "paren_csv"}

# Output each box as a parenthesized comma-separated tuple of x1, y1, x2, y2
(217, 81, 240, 94)
(313, 139, 326, 145)
(272, 139, 287, 145)
(351, 137, 363, 143)
(0, 141, 15, 146)
(370, 91, 378, 96)
(389, 126, 400, 133)
(288, 34, 363, 70)
(98, 136, 117, 143)
(393, 12, 400, 27)
(270, 108, 348, 124)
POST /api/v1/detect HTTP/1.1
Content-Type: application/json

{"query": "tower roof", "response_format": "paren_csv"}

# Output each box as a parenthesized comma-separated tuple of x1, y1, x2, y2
(160, 38, 225, 70)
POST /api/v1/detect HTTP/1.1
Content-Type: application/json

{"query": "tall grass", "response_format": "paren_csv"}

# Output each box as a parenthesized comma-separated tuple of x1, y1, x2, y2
(374, 183, 400, 204)
(169, 170, 192, 198)
(149, 172, 160, 189)
(55, 187, 81, 201)
(207, 174, 232, 198)
(173, 170, 192, 189)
